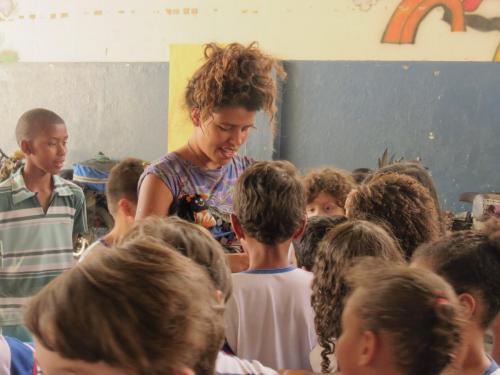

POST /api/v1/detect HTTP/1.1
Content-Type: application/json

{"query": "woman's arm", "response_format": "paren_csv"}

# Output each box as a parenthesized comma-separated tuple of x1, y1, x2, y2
(135, 174, 174, 220)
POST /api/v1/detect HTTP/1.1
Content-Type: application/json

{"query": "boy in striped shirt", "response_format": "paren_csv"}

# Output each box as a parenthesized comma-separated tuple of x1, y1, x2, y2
(0, 108, 87, 342)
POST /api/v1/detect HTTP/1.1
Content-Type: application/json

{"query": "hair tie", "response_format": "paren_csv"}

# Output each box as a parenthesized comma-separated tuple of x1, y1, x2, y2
(435, 297, 449, 305)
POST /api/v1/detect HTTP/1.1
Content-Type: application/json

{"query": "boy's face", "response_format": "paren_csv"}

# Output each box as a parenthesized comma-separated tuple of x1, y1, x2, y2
(24, 123, 68, 175)
(306, 192, 344, 217)
(35, 339, 131, 375)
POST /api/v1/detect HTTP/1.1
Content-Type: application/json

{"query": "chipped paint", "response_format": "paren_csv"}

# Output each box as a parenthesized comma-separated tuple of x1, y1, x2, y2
(60, 12, 68, 18)
(94, 10, 103, 16)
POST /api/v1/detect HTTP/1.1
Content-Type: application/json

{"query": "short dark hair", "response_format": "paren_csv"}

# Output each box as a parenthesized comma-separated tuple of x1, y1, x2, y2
(233, 160, 306, 245)
(294, 215, 348, 271)
(16, 108, 65, 145)
(106, 158, 144, 215)
(413, 219, 500, 328)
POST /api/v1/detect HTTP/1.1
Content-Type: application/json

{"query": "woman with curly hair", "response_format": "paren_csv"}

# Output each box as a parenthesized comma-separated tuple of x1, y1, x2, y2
(310, 220, 404, 373)
(136, 42, 285, 265)
(345, 172, 441, 260)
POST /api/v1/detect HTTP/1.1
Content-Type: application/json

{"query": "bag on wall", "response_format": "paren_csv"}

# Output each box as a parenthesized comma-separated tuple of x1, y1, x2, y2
(73, 152, 118, 192)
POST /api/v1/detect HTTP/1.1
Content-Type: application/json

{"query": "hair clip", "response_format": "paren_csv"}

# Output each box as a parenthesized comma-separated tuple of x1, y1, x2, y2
(435, 297, 449, 305)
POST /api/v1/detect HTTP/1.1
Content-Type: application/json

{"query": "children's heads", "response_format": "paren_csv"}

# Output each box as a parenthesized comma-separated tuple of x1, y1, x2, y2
(294, 215, 348, 271)
(25, 238, 224, 375)
(106, 158, 144, 218)
(311, 220, 404, 372)
(412, 219, 500, 330)
(232, 160, 306, 246)
(346, 172, 440, 260)
(122, 216, 232, 302)
(302, 167, 355, 217)
(337, 259, 462, 375)
(15, 108, 68, 174)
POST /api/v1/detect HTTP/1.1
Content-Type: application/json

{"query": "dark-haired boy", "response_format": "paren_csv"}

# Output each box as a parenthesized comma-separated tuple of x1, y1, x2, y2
(226, 160, 317, 370)
(294, 215, 348, 271)
(0, 108, 87, 341)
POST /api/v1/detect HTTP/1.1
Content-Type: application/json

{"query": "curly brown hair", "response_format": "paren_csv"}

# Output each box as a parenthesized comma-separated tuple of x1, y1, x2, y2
(185, 42, 286, 131)
(346, 173, 440, 260)
(302, 167, 355, 206)
(366, 161, 445, 234)
(344, 258, 463, 375)
(311, 220, 404, 372)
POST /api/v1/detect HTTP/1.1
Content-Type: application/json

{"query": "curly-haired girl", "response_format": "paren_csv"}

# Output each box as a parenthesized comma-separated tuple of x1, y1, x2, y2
(136, 42, 285, 267)
(412, 219, 500, 375)
(345, 172, 440, 260)
(337, 258, 463, 375)
(311, 220, 404, 372)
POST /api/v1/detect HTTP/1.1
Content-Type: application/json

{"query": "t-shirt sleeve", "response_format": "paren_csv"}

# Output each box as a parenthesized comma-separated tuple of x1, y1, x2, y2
(73, 187, 88, 236)
(138, 159, 180, 199)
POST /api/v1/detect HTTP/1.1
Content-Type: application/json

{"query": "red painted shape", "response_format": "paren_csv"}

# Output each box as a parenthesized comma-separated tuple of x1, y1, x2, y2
(462, 0, 482, 12)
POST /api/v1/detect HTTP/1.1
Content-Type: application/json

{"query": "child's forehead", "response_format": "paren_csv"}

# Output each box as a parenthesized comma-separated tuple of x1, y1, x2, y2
(309, 191, 338, 204)
(31, 122, 68, 139)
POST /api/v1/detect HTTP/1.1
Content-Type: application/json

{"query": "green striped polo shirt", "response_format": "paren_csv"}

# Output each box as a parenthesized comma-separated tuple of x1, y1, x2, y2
(0, 167, 87, 326)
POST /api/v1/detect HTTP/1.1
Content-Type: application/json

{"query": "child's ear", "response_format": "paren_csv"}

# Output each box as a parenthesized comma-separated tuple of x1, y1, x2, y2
(292, 216, 307, 240)
(118, 198, 136, 219)
(231, 213, 245, 240)
(359, 330, 378, 366)
(190, 107, 201, 127)
(458, 293, 477, 321)
(20, 139, 32, 155)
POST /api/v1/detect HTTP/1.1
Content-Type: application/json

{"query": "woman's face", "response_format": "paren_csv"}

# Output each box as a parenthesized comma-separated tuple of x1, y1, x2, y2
(194, 106, 256, 168)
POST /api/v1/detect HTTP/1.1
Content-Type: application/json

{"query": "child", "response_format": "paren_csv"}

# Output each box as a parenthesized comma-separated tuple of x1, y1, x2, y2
(79, 157, 144, 261)
(366, 161, 445, 233)
(0, 108, 87, 342)
(294, 215, 347, 271)
(345, 172, 440, 260)
(302, 167, 354, 218)
(311, 220, 405, 372)
(336, 258, 463, 375)
(122, 216, 278, 375)
(412, 219, 500, 375)
(25, 237, 224, 375)
(225, 160, 316, 370)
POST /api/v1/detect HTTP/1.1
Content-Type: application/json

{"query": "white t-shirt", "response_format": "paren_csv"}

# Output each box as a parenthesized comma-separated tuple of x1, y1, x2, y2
(216, 351, 277, 375)
(224, 267, 317, 370)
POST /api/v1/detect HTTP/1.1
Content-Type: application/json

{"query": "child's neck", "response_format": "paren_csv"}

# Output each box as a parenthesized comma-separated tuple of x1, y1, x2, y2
(245, 237, 291, 271)
(23, 161, 52, 192)
(103, 215, 133, 246)
(454, 328, 491, 375)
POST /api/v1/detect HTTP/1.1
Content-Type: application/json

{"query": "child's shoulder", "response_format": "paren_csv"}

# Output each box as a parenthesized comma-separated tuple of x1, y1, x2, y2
(54, 175, 85, 197)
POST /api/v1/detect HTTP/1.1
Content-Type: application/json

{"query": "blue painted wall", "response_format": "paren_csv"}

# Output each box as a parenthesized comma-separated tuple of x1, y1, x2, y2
(279, 61, 500, 211)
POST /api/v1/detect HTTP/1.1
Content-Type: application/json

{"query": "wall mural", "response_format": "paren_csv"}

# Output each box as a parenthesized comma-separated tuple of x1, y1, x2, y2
(383, 0, 500, 61)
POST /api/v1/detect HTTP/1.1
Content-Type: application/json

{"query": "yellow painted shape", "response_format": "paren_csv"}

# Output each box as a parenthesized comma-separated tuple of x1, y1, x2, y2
(167, 44, 205, 151)
(495, 43, 500, 62)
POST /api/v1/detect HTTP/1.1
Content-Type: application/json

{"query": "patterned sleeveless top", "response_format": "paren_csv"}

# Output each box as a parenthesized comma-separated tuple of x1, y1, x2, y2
(139, 152, 254, 253)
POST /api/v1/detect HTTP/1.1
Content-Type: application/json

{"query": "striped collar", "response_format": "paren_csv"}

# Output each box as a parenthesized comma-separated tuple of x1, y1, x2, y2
(10, 167, 74, 205)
